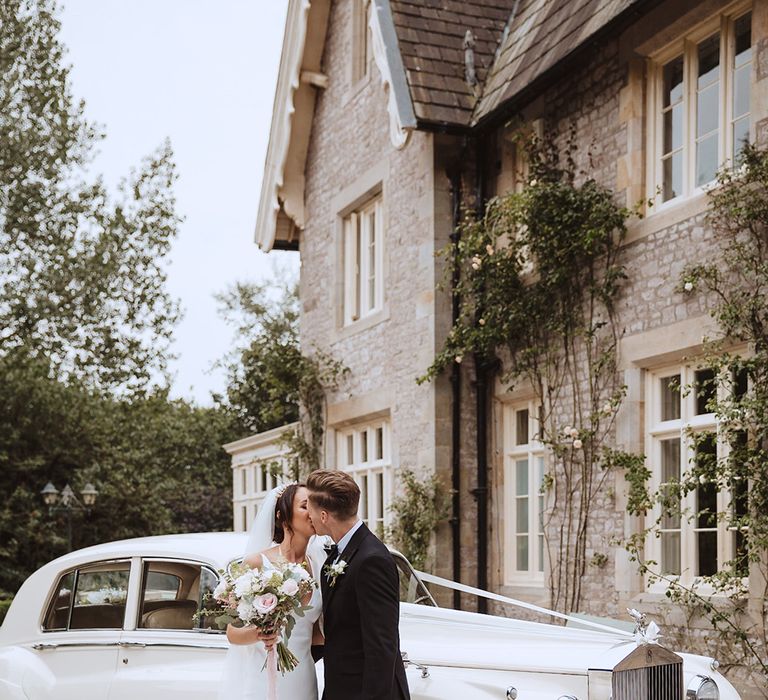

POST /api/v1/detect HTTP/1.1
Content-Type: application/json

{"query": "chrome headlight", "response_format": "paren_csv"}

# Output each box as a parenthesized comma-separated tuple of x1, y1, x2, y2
(686, 675, 719, 699)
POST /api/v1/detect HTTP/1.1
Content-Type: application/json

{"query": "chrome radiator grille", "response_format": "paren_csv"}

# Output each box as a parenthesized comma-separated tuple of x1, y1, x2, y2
(612, 644, 684, 700)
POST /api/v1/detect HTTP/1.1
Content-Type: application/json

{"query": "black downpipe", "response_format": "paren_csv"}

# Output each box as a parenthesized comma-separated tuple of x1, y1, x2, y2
(473, 134, 489, 614)
(449, 167, 463, 611)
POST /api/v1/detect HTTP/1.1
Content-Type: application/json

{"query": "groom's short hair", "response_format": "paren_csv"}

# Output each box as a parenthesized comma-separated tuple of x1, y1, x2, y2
(307, 469, 360, 520)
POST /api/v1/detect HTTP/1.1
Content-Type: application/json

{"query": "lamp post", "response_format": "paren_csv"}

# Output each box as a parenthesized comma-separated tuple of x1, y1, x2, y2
(40, 482, 98, 551)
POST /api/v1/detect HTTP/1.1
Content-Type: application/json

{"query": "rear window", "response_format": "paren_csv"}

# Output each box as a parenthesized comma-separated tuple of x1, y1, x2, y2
(44, 561, 130, 631)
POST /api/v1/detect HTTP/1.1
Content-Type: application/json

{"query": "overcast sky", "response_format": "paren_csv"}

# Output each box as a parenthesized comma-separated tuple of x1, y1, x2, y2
(58, 0, 297, 405)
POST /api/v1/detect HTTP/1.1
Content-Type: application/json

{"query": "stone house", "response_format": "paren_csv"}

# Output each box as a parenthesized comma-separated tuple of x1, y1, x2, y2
(228, 0, 767, 692)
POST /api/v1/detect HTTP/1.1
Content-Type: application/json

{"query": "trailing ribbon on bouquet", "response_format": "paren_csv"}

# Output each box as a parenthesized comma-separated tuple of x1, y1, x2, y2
(267, 644, 278, 700)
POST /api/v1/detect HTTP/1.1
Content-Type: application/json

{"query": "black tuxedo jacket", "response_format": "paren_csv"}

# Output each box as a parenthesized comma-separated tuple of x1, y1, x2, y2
(320, 523, 410, 700)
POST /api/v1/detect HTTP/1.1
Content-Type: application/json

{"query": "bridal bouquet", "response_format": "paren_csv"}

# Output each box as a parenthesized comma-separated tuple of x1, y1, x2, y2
(198, 560, 316, 676)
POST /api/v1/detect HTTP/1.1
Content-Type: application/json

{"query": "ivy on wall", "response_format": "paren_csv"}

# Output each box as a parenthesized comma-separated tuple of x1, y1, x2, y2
(422, 129, 637, 615)
(625, 143, 768, 693)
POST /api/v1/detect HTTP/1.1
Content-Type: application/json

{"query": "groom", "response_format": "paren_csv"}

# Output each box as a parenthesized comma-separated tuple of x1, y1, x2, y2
(306, 469, 410, 700)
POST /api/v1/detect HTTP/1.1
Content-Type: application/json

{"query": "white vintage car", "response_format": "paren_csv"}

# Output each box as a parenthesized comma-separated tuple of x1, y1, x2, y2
(0, 533, 738, 699)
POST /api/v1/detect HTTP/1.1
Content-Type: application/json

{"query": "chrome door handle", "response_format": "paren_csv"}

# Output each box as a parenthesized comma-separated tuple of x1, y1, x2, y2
(118, 641, 146, 648)
(401, 651, 429, 678)
(32, 643, 58, 650)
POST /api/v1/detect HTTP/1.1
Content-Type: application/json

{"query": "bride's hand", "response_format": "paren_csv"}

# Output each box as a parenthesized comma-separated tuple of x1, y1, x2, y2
(226, 623, 279, 648)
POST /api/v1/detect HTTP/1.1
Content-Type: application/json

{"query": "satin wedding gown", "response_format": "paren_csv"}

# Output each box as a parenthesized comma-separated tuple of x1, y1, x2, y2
(218, 553, 323, 700)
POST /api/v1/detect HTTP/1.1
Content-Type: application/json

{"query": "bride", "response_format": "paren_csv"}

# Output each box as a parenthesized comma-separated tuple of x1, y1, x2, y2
(218, 482, 325, 700)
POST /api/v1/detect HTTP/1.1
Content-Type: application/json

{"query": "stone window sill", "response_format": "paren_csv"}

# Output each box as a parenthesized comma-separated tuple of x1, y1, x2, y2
(333, 305, 389, 342)
(624, 191, 709, 246)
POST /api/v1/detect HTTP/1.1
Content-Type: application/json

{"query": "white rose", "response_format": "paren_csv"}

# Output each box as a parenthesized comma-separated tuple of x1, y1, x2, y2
(213, 578, 229, 601)
(280, 579, 299, 596)
(237, 599, 252, 622)
(569, 427, 579, 438)
(684, 281, 694, 292)
(573, 439, 583, 449)
(234, 571, 255, 598)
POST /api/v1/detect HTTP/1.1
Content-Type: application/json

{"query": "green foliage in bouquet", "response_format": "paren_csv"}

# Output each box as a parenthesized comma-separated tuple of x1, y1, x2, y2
(196, 559, 317, 675)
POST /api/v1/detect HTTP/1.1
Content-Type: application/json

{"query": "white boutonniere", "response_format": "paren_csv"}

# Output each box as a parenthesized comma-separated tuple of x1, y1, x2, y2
(324, 560, 347, 587)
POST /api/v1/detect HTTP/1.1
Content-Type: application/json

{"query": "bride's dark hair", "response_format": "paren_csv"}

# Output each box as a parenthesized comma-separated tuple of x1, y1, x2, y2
(273, 483, 305, 543)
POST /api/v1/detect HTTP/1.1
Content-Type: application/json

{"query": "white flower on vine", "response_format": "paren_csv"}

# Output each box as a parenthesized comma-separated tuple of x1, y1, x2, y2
(485, 244, 494, 255)
(699, 474, 707, 484)
(573, 439, 583, 449)
(569, 427, 579, 438)
(684, 281, 694, 292)
(602, 403, 612, 415)
(564, 425, 572, 435)
(455, 355, 463, 364)
(530, 179, 538, 187)
(478, 318, 486, 326)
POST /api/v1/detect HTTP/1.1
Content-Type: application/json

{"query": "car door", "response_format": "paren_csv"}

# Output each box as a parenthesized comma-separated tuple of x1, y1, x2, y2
(31, 560, 130, 700)
(109, 558, 228, 700)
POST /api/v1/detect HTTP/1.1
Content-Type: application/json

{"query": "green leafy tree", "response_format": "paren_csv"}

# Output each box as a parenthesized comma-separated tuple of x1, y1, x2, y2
(216, 276, 302, 434)
(0, 349, 241, 595)
(217, 272, 347, 477)
(0, 0, 237, 597)
(1, 0, 180, 392)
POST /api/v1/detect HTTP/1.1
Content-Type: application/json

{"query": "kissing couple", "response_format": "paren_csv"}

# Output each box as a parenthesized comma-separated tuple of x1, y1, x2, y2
(217, 469, 410, 700)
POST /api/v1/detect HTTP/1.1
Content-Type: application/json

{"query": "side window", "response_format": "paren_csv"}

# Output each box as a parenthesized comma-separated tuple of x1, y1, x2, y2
(139, 561, 220, 632)
(43, 561, 130, 631)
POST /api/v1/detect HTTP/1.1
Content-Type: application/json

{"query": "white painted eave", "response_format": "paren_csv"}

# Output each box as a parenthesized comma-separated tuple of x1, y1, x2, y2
(222, 422, 299, 456)
(254, 0, 416, 252)
(254, 0, 313, 252)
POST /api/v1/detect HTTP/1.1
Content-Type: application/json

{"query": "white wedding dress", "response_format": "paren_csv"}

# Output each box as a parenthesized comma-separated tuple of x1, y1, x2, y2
(218, 553, 322, 699)
(218, 485, 325, 700)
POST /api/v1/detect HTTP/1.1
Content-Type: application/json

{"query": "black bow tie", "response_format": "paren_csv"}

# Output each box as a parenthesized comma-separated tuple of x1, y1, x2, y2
(325, 543, 339, 559)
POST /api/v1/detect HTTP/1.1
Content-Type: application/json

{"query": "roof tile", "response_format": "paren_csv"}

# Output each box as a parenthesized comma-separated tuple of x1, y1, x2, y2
(388, 0, 648, 127)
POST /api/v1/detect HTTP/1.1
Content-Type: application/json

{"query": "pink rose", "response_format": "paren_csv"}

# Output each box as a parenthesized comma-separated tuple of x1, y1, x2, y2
(279, 579, 299, 597)
(253, 593, 278, 615)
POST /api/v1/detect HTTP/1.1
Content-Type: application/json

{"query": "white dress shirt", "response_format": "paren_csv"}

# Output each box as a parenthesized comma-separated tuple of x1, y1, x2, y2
(334, 519, 363, 562)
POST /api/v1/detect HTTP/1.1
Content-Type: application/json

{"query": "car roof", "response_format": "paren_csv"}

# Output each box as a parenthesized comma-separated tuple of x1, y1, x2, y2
(45, 531, 250, 571)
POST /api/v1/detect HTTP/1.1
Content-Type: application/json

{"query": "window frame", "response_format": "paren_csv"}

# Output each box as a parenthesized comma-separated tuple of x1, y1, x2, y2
(645, 4, 752, 210)
(503, 400, 547, 586)
(41, 559, 132, 633)
(336, 419, 392, 533)
(136, 558, 222, 633)
(644, 364, 743, 592)
(342, 195, 384, 327)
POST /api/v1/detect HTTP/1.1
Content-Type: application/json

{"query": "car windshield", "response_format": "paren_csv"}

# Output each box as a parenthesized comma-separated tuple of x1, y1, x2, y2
(391, 552, 436, 606)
